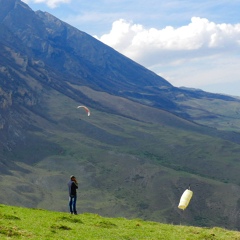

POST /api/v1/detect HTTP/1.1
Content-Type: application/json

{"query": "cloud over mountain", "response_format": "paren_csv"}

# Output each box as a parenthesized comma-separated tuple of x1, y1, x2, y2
(96, 17, 240, 64)
(95, 17, 240, 94)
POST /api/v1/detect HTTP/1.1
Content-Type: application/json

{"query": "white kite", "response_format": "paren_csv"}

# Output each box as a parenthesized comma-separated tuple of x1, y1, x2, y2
(178, 188, 193, 210)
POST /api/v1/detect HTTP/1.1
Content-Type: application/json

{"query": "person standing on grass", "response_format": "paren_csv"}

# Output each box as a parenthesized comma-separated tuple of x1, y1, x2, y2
(68, 175, 78, 214)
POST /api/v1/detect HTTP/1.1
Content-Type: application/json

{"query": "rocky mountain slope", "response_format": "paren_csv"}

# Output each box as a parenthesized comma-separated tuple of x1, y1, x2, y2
(1, 0, 240, 230)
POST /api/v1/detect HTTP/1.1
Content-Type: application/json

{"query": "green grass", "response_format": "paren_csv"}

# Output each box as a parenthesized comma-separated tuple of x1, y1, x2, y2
(0, 204, 240, 240)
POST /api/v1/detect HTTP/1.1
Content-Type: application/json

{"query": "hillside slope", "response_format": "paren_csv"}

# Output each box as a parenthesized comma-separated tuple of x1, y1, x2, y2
(1, 204, 240, 240)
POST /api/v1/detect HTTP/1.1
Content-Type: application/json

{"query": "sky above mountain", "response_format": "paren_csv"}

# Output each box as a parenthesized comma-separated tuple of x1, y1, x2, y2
(22, 0, 240, 97)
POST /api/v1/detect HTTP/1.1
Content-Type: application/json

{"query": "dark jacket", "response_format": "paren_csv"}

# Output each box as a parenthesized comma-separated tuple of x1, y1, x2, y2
(68, 180, 78, 197)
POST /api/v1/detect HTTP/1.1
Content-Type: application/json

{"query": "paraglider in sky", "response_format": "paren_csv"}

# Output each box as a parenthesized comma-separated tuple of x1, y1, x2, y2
(77, 106, 90, 116)
(178, 187, 193, 210)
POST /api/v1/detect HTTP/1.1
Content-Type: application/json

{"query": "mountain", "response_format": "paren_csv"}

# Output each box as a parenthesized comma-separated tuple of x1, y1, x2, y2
(1, 0, 240, 230)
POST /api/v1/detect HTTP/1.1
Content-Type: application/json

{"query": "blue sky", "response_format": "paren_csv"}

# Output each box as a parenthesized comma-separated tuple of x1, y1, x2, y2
(22, 0, 240, 97)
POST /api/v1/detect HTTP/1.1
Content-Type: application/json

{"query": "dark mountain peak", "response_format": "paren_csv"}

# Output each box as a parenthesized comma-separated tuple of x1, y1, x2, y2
(0, 0, 34, 22)
(1, 0, 47, 50)
(0, 0, 21, 20)
(1, 0, 173, 103)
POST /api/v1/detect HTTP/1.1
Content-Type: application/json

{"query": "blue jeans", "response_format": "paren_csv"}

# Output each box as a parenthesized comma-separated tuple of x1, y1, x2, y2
(69, 195, 77, 214)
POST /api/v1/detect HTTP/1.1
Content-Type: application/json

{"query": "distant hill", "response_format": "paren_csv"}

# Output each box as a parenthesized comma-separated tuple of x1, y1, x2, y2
(1, 0, 240, 230)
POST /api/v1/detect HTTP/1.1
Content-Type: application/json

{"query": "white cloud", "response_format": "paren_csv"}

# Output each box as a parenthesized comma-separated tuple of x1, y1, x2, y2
(96, 17, 240, 60)
(95, 17, 240, 94)
(22, 0, 71, 8)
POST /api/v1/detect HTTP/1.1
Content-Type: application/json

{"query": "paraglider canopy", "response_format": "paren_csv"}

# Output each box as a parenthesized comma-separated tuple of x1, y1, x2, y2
(77, 106, 90, 116)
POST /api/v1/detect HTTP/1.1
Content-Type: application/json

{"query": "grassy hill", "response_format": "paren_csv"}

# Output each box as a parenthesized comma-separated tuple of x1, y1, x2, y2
(0, 204, 240, 240)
